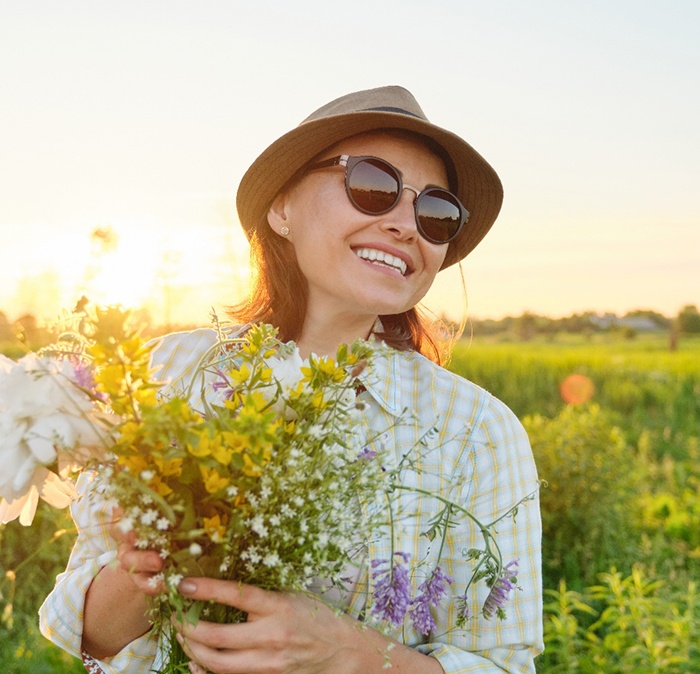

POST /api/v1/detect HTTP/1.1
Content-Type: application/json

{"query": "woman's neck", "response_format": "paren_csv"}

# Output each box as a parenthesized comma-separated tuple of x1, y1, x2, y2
(296, 312, 377, 358)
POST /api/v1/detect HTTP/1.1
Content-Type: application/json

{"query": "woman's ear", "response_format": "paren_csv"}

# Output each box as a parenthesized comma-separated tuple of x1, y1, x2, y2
(266, 190, 292, 238)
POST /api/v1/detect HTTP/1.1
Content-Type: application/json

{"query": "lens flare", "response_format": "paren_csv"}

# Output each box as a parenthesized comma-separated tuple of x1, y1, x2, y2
(560, 374, 595, 405)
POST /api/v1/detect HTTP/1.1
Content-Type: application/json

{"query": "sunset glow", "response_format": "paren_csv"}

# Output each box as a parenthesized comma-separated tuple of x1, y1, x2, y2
(1, 2, 697, 327)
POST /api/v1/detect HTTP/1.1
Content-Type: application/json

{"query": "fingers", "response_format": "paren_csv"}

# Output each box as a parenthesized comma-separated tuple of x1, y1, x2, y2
(178, 577, 280, 615)
(108, 506, 164, 594)
(177, 631, 266, 674)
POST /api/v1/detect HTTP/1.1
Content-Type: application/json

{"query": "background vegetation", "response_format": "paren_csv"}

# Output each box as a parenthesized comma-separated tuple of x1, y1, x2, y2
(1, 308, 699, 672)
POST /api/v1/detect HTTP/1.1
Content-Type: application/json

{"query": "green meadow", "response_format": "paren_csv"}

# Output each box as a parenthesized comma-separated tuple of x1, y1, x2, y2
(1, 332, 698, 672)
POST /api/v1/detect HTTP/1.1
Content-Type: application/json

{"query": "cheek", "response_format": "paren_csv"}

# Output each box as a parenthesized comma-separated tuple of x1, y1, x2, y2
(422, 242, 449, 274)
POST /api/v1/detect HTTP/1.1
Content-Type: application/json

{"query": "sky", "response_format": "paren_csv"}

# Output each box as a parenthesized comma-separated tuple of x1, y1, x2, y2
(1, 1, 698, 327)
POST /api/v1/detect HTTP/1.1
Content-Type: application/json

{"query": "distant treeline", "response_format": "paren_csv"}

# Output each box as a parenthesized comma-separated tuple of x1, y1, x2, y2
(2, 305, 700, 355)
(465, 305, 700, 339)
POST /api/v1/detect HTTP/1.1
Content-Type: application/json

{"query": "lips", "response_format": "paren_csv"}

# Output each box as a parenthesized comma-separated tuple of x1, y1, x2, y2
(354, 247, 408, 276)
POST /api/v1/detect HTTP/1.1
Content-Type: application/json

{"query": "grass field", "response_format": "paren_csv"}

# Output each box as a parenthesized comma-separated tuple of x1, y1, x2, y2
(1, 332, 699, 671)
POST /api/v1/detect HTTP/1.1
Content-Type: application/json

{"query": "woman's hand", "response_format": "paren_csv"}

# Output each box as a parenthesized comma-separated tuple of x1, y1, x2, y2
(174, 578, 444, 674)
(110, 507, 165, 595)
(174, 578, 353, 674)
(82, 508, 164, 659)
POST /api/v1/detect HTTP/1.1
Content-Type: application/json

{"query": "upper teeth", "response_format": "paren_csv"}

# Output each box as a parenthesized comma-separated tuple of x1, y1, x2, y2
(355, 248, 408, 276)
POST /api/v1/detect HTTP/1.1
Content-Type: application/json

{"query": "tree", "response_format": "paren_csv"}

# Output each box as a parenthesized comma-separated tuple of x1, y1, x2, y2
(677, 305, 700, 334)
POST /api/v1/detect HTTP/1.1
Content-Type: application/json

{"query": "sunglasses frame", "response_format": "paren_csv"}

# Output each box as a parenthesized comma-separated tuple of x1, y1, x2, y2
(306, 154, 469, 245)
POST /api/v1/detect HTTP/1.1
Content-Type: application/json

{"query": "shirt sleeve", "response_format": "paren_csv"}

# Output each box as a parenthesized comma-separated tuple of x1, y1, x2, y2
(38, 472, 159, 673)
(420, 393, 544, 674)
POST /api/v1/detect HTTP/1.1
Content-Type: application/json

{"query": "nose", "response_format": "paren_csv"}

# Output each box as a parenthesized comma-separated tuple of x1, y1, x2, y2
(379, 185, 419, 240)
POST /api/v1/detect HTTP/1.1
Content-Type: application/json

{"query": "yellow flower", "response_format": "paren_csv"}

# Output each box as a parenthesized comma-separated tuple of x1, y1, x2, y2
(118, 421, 141, 444)
(242, 453, 264, 478)
(150, 474, 173, 497)
(95, 364, 127, 396)
(203, 514, 227, 541)
(312, 389, 326, 409)
(188, 431, 213, 458)
(229, 363, 250, 385)
(221, 431, 247, 453)
(200, 465, 229, 494)
(117, 454, 149, 474)
(210, 434, 235, 465)
(133, 388, 158, 407)
(153, 456, 183, 477)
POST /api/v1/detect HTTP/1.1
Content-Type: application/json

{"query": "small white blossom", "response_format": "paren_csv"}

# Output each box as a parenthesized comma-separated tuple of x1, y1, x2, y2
(156, 517, 170, 531)
(263, 553, 280, 568)
(117, 517, 134, 533)
(147, 572, 164, 590)
(167, 574, 183, 588)
(189, 543, 202, 557)
(140, 509, 158, 525)
(251, 514, 268, 538)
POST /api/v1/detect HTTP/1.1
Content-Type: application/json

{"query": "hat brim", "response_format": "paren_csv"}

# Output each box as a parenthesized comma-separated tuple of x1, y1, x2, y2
(236, 110, 503, 270)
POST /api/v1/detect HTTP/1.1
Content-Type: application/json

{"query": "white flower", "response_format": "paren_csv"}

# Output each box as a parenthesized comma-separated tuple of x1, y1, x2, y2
(0, 354, 112, 524)
(140, 509, 158, 525)
(147, 573, 164, 590)
(189, 543, 203, 557)
(263, 553, 280, 568)
(156, 517, 171, 531)
(167, 573, 183, 588)
(117, 517, 134, 533)
(251, 514, 268, 538)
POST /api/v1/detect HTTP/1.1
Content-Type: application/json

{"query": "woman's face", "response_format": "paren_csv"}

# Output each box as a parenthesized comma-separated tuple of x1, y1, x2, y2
(267, 131, 450, 325)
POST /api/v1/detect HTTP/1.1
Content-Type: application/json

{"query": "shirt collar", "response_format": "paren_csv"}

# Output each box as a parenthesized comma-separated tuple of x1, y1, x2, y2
(356, 344, 404, 417)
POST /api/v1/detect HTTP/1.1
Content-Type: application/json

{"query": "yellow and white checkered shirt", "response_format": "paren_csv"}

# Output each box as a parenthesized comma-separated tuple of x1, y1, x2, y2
(39, 328, 543, 673)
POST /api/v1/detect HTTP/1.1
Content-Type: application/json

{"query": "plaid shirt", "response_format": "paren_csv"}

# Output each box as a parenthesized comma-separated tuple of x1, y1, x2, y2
(40, 328, 543, 673)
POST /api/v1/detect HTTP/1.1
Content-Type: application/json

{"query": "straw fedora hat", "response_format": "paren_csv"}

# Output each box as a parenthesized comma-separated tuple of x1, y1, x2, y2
(236, 85, 503, 269)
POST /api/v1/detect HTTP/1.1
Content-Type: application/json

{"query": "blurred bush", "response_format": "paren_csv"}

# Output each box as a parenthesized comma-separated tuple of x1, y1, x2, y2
(523, 404, 642, 587)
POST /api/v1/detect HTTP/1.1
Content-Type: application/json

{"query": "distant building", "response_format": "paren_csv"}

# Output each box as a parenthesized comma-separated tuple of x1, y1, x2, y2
(589, 314, 664, 332)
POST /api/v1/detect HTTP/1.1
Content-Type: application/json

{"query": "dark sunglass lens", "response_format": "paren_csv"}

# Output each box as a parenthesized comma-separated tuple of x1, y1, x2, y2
(417, 190, 463, 243)
(347, 158, 400, 214)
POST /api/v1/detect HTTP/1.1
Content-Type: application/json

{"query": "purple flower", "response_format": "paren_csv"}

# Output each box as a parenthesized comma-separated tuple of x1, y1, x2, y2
(371, 552, 412, 626)
(408, 565, 453, 636)
(357, 447, 377, 461)
(212, 369, 232, 394)
(71, 358, 107, 402)
(483, 559, 520, 620)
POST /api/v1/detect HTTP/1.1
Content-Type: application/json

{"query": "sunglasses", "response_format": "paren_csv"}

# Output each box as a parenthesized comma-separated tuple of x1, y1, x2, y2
(306, 154, 469, 245)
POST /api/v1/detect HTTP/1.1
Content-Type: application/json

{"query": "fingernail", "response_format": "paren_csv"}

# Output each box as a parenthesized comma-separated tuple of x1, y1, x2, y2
(178, 579, 197, 595)
(189, 662, 205, 674)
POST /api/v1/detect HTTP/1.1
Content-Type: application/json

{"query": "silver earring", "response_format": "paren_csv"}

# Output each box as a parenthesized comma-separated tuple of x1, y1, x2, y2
(280, 226, 290, 236)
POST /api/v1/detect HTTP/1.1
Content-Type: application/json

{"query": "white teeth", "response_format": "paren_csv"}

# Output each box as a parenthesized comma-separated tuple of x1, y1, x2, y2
(354, 248, 408, 276)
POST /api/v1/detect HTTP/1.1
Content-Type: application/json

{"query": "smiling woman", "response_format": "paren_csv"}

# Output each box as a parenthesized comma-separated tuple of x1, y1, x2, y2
(40, 85, 544, 674)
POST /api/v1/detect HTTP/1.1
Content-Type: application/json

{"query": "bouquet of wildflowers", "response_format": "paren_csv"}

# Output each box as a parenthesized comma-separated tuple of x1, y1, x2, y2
(80, 310, 386, 670)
